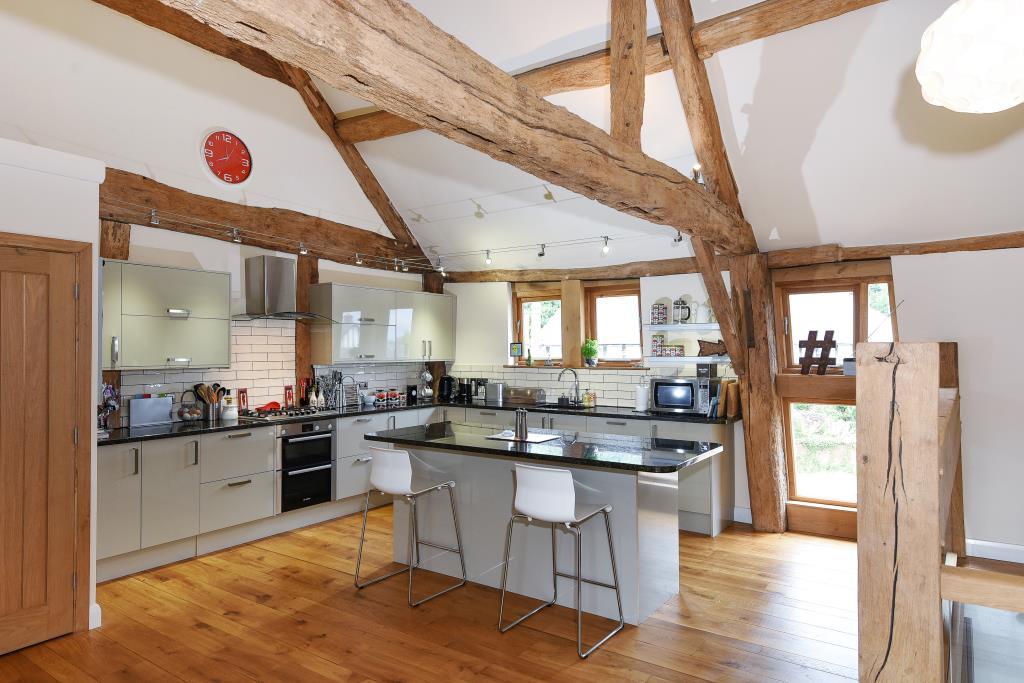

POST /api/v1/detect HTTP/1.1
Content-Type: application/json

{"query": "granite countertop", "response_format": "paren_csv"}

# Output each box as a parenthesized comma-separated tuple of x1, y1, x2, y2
(364, 422, 724, 473)
(98, 398, 738, 446)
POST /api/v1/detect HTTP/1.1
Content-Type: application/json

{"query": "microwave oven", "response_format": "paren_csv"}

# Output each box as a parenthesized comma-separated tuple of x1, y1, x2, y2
(648, 377, 720, 415)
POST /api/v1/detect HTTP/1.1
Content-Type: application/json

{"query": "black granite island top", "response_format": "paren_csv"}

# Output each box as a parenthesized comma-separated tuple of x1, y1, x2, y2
(365, 422, 724, 473)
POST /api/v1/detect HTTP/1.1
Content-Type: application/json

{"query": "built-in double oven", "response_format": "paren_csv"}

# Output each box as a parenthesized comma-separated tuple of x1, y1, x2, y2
(275, 418, 335, 513)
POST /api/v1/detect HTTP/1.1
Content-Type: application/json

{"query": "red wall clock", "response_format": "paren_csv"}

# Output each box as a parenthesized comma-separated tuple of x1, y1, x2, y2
(202, 130, 252, 184)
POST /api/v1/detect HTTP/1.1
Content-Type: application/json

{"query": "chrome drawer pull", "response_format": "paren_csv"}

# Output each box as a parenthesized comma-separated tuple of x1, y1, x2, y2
(287, 433, 332, 443)
(358, 354, 376, 359)
(131, 447, 140, 475)
(606, 421, 627, 426)
(111, 336, 119, 366)
(480, 411, 496, 416)
(166, 308, 191, 318)
(355, 417, 373, 423)
(227, 432, 252, 439)
(167, 357, 191, 364)
(354, 456, 373, 463)
(227, 479, 252, 487)
(287, 464, 333, 476)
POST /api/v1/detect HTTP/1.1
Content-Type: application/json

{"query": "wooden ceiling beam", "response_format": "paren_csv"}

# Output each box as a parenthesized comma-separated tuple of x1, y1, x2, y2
(157, 0, 755, 255)
(692, 0, 886, 60)
(446, 256, 714, 283)
(276, 61, 423, 254)
(99, 168, 423, 270)
(610, 0, 648, 147)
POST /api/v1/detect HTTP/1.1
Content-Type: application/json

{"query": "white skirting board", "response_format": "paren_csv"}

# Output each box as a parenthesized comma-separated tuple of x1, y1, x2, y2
(966, 538, 1024, 564)
(733, 507, 752, 525)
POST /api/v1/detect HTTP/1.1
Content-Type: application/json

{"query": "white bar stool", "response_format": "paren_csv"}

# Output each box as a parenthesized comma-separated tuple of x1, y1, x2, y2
(354, 446, 467, 606)
(497, 462, 624, 658)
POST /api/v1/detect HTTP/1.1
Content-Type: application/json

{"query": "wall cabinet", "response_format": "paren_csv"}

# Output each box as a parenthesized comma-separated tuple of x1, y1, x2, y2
(96, 441, 142, 560)
(140, 437, 201, 548)
(102, 259, 231, 370)
(310, 283, 455, 364)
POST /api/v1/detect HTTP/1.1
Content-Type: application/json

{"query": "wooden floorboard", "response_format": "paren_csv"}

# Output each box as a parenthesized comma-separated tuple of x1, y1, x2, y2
(0, 506, 858, 682)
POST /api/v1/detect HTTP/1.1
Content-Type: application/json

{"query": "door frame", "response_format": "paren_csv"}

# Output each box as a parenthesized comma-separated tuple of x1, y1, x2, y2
(0, 230, 93, 633)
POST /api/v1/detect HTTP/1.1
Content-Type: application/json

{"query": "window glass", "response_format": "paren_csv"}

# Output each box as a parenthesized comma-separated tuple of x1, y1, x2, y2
(521, 299, 561, 361)
(594, 295, 641, 360)
(789, 402, 857, 504)
(867, 282, 895, 343)
(788, 290, 854, 366)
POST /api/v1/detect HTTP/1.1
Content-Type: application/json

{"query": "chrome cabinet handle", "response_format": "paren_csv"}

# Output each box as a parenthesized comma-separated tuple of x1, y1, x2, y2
(287, 433, 332, 443)
(131, 447, 140, 475)
(287, 464, 333, 476)
(190, 441, 199, 466)
(358, 317, 376, 323)
(480, 411, 496, 416)
(166, 308, 191, 318)
(606, 421, 627, 426)
(428, 340, 433, 358)
(356, 417, 373, 423)
(227, 432, 252, 439)
(358, 354, 375, 359)
(651, 424, 658, 437)
(422, 340, 427, 358)
(227, 479, 252, 487)
(388, 415, 396, 429)
(354, 456, 373, 463)
(111, 336, 119, 366)
(167, 357, 191, 364)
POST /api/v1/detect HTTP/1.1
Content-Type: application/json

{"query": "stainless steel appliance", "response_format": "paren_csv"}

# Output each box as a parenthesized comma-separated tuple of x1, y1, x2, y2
(128, 396, 173, 427)
(244, 255, 320, 320)
(485, 382, 505, 404)
(439, 375, 458, 402)
(648, 377, 720, 415)
(275, 417, 334, 513)
(239, 406, 323, 422)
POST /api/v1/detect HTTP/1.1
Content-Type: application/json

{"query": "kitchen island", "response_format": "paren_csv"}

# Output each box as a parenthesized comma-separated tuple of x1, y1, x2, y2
(365, 422, 723, 624)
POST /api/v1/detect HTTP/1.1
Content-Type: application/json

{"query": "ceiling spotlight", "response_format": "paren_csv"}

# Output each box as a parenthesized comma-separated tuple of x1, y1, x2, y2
(473, 201, 485, 220)
(298, 242, 309, 255)
(601, 236, 610, 255)
(542, 185, 555, 201)
(401, 260, 409, 272)
(410, 211, 425, 223)
(230, 227, 242, 243)
(355, 253, 363, 266)
(394, 258, 400, 272)
(485, 249, 492, 265)
(691, 163, 705, 186)
(673, 231, 684, 243)
(538, 244, 546, 258)
(150, 208, 159, 225)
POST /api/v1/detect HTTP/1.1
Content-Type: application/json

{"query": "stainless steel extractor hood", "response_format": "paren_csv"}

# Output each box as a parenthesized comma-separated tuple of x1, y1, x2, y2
(243, 255, 318, 320)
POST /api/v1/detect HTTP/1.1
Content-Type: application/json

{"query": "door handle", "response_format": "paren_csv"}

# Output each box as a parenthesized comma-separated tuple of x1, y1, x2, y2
(131, 447, 140, 475)
(287, 464, 333, 476)
(166, 308, 191, 318)
(111, 336, 119, 366)
(227, 479, 252, 487)
(287, 433, 332, 443)
(227, 432, 252, 439)
(354, 456, 373, 463)
(190, 441, 199, 466)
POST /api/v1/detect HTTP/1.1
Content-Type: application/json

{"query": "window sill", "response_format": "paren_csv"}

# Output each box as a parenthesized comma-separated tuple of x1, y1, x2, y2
(504, 364, 649, 371)
(786, 500, 857, 540)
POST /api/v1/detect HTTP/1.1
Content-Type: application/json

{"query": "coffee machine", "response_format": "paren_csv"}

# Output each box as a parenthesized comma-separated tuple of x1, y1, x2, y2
(438, 375, 458, 402)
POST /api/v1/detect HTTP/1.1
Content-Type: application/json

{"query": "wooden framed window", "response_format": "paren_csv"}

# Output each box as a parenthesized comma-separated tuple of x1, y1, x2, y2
(773, 261, 898, 373)
(584, 281, 642, 366)
(511, 283, 562, 364)
(784, 398, 858, 507)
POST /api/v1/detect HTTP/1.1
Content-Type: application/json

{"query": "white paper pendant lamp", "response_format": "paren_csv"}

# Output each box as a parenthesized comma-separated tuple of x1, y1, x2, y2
(915, 0, 1024, 114)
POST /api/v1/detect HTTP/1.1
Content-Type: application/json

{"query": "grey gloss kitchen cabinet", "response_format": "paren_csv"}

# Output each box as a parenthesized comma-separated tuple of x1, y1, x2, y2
(96, 442, 142, 560)
(102, 259, 231, 370)
(395, 291, 455, 361)
(140, 437, 201, 548)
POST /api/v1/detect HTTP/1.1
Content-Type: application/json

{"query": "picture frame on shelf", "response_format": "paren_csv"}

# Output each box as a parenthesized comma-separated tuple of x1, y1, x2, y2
(509, 342, 524, 358)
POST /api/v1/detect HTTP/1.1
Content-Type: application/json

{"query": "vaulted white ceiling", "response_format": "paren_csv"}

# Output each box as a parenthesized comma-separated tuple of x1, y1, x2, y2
(2, 0, 1023, 273)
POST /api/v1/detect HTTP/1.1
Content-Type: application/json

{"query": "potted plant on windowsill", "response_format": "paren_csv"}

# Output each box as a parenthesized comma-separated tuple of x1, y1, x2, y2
(582, 338, 599, 367)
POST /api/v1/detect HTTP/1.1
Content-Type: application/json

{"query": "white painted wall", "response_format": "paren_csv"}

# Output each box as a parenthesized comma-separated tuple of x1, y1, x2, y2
(0, 137, 105, 627)
(444, 282, 512, 366)
(893, 250, 1024, 559)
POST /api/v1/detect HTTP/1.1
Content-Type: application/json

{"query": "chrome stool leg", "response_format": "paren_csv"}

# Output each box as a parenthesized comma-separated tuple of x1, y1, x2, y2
(498, 516, 559, 632)
(573, 509, 625, 659)
(355, 490, 410, 589)
(407, 483, 467, 607)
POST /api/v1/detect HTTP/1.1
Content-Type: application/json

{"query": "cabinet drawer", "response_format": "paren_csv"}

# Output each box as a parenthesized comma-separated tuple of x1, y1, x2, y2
(200, 427, 276, 483)
(121, 262, 230, 319)
(586, 416, 651, 437)
(530, 413, 589, 431)
(466, 407, 514, 427)
(336, 413, 389, 458)
(336, 454, 374, 500)
(120, 316, 230, 369)
(199, 471, 274, 534)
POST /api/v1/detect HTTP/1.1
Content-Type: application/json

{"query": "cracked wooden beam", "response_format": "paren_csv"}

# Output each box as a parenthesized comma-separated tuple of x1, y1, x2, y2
(610, 0, 647, 147)
(154, 0, 755, 255)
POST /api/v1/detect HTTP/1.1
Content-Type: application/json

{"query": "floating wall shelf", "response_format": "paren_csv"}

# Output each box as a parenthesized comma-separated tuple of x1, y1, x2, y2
(643, 323, 721, 332)
(644, 355, 731, 365)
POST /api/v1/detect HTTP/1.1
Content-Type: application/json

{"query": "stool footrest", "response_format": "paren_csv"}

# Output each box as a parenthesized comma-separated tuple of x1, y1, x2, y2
(416, 539, 461, 554)
(554, 571, 617, 591)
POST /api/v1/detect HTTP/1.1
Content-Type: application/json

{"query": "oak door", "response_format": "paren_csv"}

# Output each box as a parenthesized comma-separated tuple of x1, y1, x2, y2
(0, 247, 79, 654)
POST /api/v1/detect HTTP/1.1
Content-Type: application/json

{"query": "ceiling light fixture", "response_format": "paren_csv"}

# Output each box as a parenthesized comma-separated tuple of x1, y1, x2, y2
(355, 253, 363, 266)
(410, 210, 426, 223)
(298, 242, 309, 255)
(149, 208, 159, 225)
(394, 258, 400, 272)
(691, 163, 705, 186)
(601, 236, 610, 255)
(230, 227, 242, 243)
(673, 231, 684, 243)
(473, 201, 485, 219)
(542, 185, 555, 201)
(916, 0, 1024, 113)
(538, 244, 546, 258)
(485, 249, 492, 265)
(401, 260, 409, 272)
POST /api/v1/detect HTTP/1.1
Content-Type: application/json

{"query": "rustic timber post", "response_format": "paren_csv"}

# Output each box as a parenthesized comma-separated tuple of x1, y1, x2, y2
(294, 253, 319, 383)
(610, 0, 646, 146)
(560, 280, 585, 368)
(856, 342, 948, 682)
(100, 219, 131, 427)
(730, 254, 787, 531)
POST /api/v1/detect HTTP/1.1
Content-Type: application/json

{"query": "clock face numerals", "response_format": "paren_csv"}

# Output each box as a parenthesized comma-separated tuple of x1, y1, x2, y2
(203, 130, 252, 184)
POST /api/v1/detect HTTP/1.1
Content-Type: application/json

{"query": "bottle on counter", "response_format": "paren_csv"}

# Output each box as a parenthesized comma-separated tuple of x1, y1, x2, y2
(582, 388, 593, 408)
